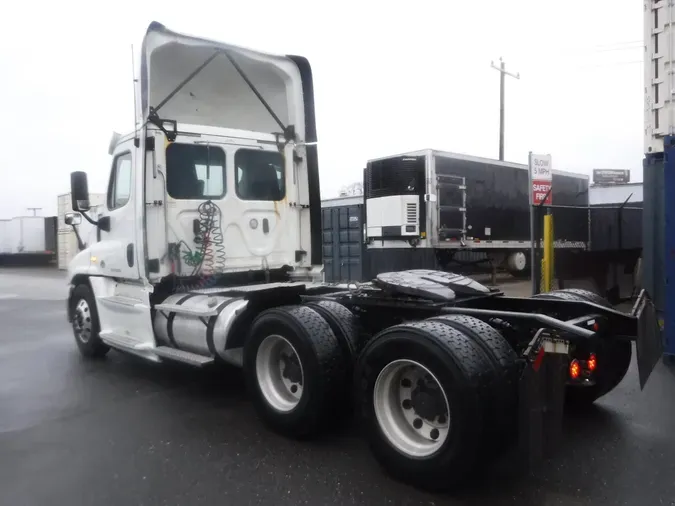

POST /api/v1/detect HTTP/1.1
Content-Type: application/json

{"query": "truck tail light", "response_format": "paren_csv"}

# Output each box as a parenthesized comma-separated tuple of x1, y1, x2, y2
(587, 353, 597, 372)
(569, 359, 581, 380)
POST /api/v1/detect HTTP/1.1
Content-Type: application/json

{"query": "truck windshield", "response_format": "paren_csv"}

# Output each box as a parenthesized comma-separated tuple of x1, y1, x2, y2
(166, 143, 226, 200)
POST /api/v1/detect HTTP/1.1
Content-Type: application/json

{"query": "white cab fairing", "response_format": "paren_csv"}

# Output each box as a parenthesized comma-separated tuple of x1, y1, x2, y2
(135, 22, 321, 281)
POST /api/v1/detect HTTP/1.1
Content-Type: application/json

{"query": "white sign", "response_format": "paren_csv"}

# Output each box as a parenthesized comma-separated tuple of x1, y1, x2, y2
(530, 153, 552, 181)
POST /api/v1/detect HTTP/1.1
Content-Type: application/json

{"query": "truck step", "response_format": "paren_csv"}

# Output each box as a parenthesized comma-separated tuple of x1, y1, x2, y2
(99, 331, 153, 350)
(99, 295, 144, 307)
(154, 303, 219, 317)
(154, 346, 214, 367)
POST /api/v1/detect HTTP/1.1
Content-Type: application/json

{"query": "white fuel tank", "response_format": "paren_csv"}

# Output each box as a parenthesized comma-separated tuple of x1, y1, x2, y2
(153, 293, 249, 358)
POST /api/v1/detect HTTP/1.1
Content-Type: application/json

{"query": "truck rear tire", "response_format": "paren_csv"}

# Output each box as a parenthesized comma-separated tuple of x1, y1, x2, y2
(426, 314, 519, 441)
(354, 320, 495, 492)
(304, 300, 360, 361)
(243, 305, 346, 438)
(70, 283, 110, 359)
(532, 289, 632, 405)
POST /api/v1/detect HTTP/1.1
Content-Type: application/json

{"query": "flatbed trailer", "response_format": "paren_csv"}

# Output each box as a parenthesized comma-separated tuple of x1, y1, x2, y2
(63, 21, 663, 493)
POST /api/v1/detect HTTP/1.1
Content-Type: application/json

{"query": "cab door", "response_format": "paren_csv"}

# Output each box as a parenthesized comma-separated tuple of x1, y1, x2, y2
(96, 137, 140, 280)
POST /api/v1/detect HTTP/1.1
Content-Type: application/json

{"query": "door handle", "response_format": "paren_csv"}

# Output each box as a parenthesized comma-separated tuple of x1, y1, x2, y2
(126, 243, 134, 267)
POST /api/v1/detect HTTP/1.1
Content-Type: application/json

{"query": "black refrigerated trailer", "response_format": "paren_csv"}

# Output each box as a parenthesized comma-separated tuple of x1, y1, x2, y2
(433, 152, 589, 243)
(363, 150, 590, 279)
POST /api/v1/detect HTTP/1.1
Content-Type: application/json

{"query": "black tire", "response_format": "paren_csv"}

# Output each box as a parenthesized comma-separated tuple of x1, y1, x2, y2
(243, 305, 346, 439)
(70, 283, 110, 358)
(532, 289, 632, 405)
(555, 288, 611, 308)
(426, 314, 519, 441)
(355, 320, 495, 492)
(304, 300, 360, 362)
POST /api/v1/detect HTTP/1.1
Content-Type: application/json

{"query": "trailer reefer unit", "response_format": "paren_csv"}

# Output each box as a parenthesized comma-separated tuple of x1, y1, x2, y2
(364, 150, 589, 277)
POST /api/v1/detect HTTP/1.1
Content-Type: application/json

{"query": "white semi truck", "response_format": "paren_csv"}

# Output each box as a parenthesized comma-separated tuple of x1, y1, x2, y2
(65, 21, 661, 492)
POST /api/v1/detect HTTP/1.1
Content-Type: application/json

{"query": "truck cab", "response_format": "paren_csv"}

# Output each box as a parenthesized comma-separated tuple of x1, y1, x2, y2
(67, 21, 321, 361)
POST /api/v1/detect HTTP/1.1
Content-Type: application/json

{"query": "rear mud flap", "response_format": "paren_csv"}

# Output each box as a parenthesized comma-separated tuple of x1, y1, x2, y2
(518, 331, 567, 468)
(633, 289, 663, 389)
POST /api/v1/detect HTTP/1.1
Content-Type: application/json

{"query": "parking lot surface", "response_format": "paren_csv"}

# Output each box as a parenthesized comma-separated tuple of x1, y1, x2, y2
(1, 267, 674, 506)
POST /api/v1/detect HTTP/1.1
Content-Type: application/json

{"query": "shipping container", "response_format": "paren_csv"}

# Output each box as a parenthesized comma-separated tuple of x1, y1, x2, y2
(321, 196, 365, 283)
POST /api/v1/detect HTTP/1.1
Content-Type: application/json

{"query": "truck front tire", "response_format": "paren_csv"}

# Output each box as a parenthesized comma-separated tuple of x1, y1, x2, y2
(355, 321, 495, 492)
(70, 283, 109, 359)
(243, 305, 346, 438)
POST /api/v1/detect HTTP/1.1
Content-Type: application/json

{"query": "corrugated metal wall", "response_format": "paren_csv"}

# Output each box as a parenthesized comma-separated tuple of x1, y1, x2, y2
(321, 201, 365, 283)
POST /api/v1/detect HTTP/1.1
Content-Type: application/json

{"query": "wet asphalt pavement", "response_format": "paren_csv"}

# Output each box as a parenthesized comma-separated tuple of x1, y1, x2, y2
(1, 267, 674, 506)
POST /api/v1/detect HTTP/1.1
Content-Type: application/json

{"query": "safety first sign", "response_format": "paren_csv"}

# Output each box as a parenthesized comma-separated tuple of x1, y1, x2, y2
(529, 153, 552, 205)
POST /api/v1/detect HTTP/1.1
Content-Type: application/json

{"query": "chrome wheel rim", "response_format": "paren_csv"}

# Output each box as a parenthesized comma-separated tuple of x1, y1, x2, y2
(373, 359, 450, 458)
(255, 335, 304, 412)
(73, 299, 93, 343)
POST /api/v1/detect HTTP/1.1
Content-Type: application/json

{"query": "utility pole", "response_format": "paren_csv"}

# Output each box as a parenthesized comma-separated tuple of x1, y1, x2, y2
(26, 207, 42, 216)
(491, 57, 520, 161)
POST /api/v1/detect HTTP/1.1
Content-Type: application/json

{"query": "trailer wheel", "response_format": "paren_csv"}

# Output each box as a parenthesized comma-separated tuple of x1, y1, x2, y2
(427, 314, 519, 440)
(532, 289, 632, 405)
(355, 321, 494, 491)
(70, 283, 109, 359)
(506, 251, 529, 278)
(243, 305, 345, 438)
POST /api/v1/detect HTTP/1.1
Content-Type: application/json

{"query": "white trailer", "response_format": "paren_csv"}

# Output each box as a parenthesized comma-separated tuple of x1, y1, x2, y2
(0, 219, 11, 254)
(9, 216, 47, 253)
(62, 21, 661, 493)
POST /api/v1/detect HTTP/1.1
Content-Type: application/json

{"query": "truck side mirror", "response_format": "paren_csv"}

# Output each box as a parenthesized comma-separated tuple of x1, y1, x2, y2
(64, 212, 82, 226)
(70, 171, 91, 211)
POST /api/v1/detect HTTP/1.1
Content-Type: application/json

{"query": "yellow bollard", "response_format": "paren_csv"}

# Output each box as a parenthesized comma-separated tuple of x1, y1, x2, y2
(541, 214, 554, 292)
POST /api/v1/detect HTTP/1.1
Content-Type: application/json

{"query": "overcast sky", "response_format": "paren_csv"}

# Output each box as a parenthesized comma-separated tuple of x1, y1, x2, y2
(0, 0, 642, 219)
